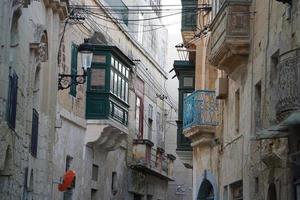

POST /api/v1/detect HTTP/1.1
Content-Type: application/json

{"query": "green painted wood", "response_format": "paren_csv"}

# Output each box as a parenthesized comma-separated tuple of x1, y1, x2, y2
(181, 0, 197, 31)
(173, 60, 195, 151)
(86, 48, 130, 127)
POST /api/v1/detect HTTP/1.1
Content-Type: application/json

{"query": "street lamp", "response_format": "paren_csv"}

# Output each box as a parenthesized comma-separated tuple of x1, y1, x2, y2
(58, 39, 93, 90)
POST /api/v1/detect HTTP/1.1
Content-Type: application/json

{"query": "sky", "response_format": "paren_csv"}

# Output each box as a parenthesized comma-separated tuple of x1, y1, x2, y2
(161, 0, 182, 104)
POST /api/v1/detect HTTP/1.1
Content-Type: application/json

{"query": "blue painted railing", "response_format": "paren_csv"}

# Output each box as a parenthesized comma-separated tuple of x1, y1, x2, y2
(183, 90, 218, 129)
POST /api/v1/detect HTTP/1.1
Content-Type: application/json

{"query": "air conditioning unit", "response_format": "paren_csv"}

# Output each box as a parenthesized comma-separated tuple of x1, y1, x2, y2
(215, 77, 228, 99)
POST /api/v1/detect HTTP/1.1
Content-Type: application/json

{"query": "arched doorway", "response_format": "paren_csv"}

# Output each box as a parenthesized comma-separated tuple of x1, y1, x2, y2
(197, 179, 214, 200)
(267, 183, 277, 200)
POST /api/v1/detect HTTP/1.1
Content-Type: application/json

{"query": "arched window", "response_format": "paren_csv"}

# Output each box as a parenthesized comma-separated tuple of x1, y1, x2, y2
(198, 179, 215, 200)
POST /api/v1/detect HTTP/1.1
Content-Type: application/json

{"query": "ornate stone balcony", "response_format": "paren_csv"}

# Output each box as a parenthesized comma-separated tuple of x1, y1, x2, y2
(131, 139, 176, 181)
(276, 48, 300, 121)
(183, 90, 218, 147)
(208, 1, 251, 74)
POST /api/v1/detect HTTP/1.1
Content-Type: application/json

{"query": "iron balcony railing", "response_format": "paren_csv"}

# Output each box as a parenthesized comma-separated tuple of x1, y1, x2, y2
(183, 90, 218, 129)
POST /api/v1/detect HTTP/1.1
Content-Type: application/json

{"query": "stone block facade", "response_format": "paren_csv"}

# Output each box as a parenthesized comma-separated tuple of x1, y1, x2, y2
(179, 0, 300, 199)
(0, 0, 182, 199)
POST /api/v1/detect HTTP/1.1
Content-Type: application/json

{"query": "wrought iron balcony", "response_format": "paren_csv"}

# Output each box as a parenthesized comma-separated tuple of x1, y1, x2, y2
(208, 0, 251, 74)
(131, 139, 175, 181)
(183, 90, 218, 129)
(275, 48, 300, 121)
(183, 90, 218, 147)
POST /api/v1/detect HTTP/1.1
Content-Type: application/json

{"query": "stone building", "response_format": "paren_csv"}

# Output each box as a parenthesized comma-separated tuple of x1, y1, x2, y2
(0, 0, 68, 199)
(0, 0, 179, 200)
(175, 0, 300, 199)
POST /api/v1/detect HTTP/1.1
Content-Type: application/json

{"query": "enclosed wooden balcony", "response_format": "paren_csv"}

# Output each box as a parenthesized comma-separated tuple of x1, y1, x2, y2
(181, 0, 197, 43)
(131, 139, 176, 181)
(208, 1, 251, 74)
(183, 90, 218, 147)
(85, 45, 134, 151)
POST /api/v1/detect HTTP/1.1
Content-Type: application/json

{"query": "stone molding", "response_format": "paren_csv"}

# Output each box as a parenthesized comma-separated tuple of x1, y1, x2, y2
(183, 125, 216, 148)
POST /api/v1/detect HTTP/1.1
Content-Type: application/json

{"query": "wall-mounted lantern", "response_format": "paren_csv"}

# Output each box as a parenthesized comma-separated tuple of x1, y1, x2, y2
(58, 39, 93, 90)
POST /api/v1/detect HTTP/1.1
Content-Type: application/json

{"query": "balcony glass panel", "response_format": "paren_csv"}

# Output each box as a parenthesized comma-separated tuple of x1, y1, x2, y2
(183, 90, 218, 129)
(86, 53, 129, 126)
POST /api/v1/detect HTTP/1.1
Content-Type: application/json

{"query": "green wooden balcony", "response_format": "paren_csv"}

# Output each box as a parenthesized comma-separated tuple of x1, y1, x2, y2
(181, 0, 197, 43)
(173, 60, 195, 168)
(85, 45, 134, 151)
(181, 0, 197, 31)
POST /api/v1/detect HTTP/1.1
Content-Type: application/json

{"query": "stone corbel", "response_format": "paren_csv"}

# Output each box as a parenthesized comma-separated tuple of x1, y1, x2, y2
(85, 122, 128, 152)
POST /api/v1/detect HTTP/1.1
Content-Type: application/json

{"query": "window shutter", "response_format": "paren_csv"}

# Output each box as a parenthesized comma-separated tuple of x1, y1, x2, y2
(6, 71, 18, 129)
(70, 44, 78, 97)
(30, 109, 39, 157)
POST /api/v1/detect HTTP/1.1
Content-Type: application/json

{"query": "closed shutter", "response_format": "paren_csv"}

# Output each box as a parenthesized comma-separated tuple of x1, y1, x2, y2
(69, 44, 78, 97)
(30, 109, 39, 157)
(6, 71, 18, 129)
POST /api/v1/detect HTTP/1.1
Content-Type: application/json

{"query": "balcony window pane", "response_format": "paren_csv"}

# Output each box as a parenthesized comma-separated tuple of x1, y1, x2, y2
(125, 82, 128, 102)
(110, 70, 114, 92)
(111, 56, 114, 66)
(125, 69, 129, 78)
(119, 62, 122, 72)
(118, 76, 122, 97)
(122, 65, 126, 75)
(115, 60, 118, 69)
(114, 73, 118, 95)
(121, 78, 125, 100)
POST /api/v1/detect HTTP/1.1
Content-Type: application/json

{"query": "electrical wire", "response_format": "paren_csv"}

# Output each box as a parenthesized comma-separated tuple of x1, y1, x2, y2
(84, 13, 168, 33)
(70, 4, 210, 8)
(72, 5, 179, 110)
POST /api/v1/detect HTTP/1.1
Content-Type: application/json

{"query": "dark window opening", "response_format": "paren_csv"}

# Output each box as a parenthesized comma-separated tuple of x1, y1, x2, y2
(255, 82, 262, 131)
(91, 189, 97, 200)
(92, 164, 99, 181)
(65, 155, 73, 171)
(6, 71, 18, 129)
(255, 177, 259, 193)
(30, 109, 39, 157)
(111, 172, 117, 195)
(235, 89, 240, 134)
(231, 181, 243, 200)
